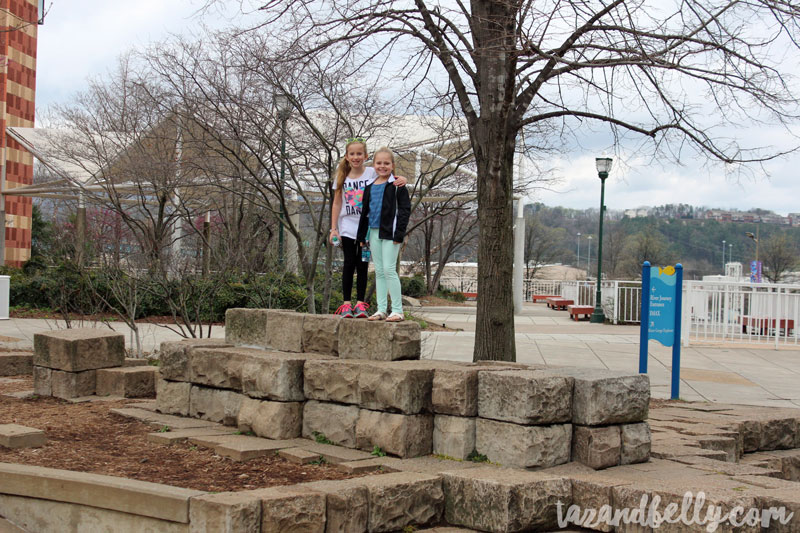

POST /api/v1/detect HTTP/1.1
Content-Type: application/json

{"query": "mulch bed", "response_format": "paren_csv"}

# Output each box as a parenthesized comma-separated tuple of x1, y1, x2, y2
(0, 376, 366, 492)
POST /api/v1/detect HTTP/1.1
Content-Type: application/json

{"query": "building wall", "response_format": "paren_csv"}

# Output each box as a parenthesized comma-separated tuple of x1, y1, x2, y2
(1, 0, 37, 266)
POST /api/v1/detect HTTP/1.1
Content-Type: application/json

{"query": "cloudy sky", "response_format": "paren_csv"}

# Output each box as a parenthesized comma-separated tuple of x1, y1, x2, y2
(35, 1, 800, 216)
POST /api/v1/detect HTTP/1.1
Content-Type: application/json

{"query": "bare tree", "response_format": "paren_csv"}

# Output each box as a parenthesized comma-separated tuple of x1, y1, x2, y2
(221, 0, 800, 361)
(524, 214, 563, 279)
(761, 234, 799, 283)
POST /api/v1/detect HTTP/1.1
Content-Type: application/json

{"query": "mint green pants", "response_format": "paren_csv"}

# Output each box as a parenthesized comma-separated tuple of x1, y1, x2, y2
(370, 231, 403, 315)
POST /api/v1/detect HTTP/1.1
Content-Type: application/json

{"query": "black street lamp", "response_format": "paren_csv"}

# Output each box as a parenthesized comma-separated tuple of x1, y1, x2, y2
(274, 93, 292, 266)
(590, 157, 613, 323)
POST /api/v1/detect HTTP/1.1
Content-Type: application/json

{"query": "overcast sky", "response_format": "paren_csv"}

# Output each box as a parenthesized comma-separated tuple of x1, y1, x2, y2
(35, 1, 800, 216)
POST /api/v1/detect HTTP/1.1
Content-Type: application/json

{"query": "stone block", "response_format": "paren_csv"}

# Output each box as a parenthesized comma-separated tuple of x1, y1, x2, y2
(740, 419, 761, 452)
(569, 477, 625, 533)
(431, 365, 480, 416)
(241, 349, 328, 401)
(442, 467, 571, 533)
(124, 357, 148, 367)
(356, 409, 433, 458)
(433, 415, 476, 460)
(358, 361, 433, 414)
(0, 462, 203, 523)
(478, 369, 572, 425)
(0, 352, 32, 376)
(189, 435, 307, 462)
(760, 417, 797, 451)
(159, 339, 231, 382)
(476, 418, 571, 469)
(571, 425, 621, 470)
(303, 359, 362, 404)
(237, 397, 302, 440)
(278, 448, 323, 464)
(255, 486, 326, 533)
(45, 368, 96, 399)
(300, 479, 369, 533)
(264, 310, 304, 352)
(302, 400, 360, 448)
(0, 424, 46, 449)
(96, 366, 157, 398)
(554, 367, 649, 425)
(338, 319, 420, 361)
(755, 488, 800, 533)
(189, 385, 244, 426)
(296, 441, 374, 464)
(189, 491, 261, 533)
(189, 348, 247, 390)
(359, 472, 443, 532)
(224, 308, 270, 347)
(302, 314, 340, 355)
(156, 379, 191, 416)
(620, 422, 651, 465)
(146, 427, 233, 446)
(33, 365, 51, 396)
(33, 328, 125, 372)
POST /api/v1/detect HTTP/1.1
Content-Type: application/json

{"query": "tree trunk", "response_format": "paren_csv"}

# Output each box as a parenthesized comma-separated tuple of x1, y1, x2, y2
(472, 120, 516, 362)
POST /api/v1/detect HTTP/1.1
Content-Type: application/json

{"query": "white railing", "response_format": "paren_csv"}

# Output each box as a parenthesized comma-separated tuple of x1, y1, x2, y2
(558, 280, 642, 324)
(682, 281, 800, 347)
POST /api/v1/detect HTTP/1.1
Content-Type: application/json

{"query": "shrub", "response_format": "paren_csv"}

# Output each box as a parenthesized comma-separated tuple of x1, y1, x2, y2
(400, 275, 426, 298)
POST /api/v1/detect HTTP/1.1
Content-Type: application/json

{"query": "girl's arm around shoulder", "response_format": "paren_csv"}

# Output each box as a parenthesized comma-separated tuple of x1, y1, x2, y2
(393, 175, 408, 187)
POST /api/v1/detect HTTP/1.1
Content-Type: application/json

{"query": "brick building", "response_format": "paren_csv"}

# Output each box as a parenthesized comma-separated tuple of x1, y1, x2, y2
(1, 0, 39, 266)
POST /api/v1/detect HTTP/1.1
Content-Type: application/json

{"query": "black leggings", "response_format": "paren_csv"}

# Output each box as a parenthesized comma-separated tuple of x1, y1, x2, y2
(341, 236, 368, 303)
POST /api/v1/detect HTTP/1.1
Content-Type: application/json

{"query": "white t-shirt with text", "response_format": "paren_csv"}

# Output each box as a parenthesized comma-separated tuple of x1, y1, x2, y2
(333, 167, 377, 239)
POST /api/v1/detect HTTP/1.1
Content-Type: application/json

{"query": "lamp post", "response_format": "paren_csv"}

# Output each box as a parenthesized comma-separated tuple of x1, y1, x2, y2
(729, 243, 732, 265)
(586, 235, 592, 275)
(576, 232, 581, 270)
(274, 93, 292, 266)
(722, 240, 726, 272)
(590, 157, 612, 323)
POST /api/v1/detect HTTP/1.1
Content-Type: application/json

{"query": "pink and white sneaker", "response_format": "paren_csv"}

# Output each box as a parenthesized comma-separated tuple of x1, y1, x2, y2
(353, 301, 370, 318)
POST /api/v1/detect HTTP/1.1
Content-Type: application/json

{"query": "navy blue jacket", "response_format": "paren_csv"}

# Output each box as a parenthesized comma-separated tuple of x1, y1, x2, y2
(357, 176, 411, 243)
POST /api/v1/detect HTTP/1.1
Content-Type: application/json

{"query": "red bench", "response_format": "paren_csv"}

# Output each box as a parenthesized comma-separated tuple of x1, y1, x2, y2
(568, 305, 595, 321)
(739, 316, 795, 336)
(546, 298, 574, 310)
(531, 294, 559, 303)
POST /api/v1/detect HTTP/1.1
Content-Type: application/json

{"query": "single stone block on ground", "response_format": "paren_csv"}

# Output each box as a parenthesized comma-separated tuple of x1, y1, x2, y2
(0, 352, 32, 376)
(237, 397, 302, 440)
(476, 418, 571, 469)
(358, 361, 433, 414)
(0, 424, 46, 449)
(278, 448, 323, 464)
(356, 409, 433, 458)
(554, 366, 649, 425)
(571, 425, 621, 470)
(189, 491, 262, 533)
(156, 379, 191, 416)
(338, 320, 420, 361)
(302, 400, 360, 448)
(96, 366, 157, 398)
(478, 369, 572, 425)
(433, 415, 476, 460)
(33, 328, 125, 372)
(302, 314, 340, 355)
(443, 467, 571, 533)
(189, 385, 245, 426)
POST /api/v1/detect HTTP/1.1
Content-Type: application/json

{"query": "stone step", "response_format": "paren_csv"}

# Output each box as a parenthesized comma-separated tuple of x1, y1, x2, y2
(33, 366, 96, 399)
(0, 424, 46, 449)
(0, 352, 32, 376)
(96, 366, 158, 398)
(187, 434, 308, 462)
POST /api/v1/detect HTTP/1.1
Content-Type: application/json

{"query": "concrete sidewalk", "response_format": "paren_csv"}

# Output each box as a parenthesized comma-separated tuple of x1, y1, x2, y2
(2, 304, 799, 408)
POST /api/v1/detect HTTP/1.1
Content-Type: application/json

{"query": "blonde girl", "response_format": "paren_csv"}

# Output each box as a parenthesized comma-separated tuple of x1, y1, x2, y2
(356, 147, 411, 322)
(330, 138, 406, 318)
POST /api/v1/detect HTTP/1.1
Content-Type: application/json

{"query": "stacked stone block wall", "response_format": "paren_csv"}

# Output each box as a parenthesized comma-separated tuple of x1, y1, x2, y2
(155, 309, 651, 468)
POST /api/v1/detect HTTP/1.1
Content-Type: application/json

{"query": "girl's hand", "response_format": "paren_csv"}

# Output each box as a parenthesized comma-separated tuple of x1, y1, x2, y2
(394, 175, 408, 187)
(329, 229, 339, 244)
(394, 241, 401, 245)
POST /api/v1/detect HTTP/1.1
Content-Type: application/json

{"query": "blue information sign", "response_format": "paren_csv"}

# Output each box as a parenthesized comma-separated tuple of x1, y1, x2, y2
(648, 266, 678, 347)
(639, 262, 684, 399)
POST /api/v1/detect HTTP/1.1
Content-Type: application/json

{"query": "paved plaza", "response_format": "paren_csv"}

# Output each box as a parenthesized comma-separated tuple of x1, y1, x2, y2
(1, 303, 799, 407)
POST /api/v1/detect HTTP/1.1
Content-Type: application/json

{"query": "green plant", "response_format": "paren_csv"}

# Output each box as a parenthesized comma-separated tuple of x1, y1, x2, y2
(402, 526, 418, 533)
(156, 425, 171, 433)
(371, 446, 387, 457)
(309, 457, 327, 465)
(235, 430, 256, 436)
(189, 445, 198, 451)
(148, 358, 161, 367)
(313, 431, 334, 445)
(404, 312, 428, 329)
(466, 450, 489, 463)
